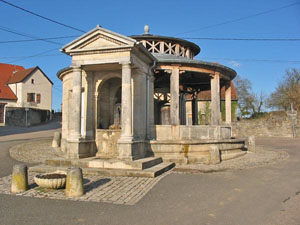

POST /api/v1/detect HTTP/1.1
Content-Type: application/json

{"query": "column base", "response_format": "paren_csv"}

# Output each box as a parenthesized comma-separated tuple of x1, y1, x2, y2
(67, 139, 96, 159)
(117, 139, 147, 161)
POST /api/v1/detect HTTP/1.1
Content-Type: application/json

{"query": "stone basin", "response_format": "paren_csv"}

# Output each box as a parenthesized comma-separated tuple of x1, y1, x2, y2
(34, 172, 66, 189)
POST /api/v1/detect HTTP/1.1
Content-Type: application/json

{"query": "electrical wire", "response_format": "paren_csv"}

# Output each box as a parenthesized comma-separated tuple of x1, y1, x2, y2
(202, 57, 300, 64)
(0, 25, 62, 45)
(5, 47, 61, 63)
(0, 35, 79, 44)
(173, 1, 300, 36)
(1, 36, 300, 44)
(0, 0, 85, 33)
(181, 37, 300, 41)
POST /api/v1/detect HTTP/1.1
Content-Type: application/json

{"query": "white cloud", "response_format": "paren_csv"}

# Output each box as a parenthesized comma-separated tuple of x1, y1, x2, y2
(229, 61, 241, 67)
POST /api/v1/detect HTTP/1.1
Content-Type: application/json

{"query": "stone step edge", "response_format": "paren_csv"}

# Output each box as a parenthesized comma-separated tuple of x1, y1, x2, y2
(29, 162, 175, 178)
(45, 156, 163, 170)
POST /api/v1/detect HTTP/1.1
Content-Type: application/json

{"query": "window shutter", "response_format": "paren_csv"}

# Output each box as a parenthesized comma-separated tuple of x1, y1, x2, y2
(37, 94, 41, 103)
(27, 93, 30, 102)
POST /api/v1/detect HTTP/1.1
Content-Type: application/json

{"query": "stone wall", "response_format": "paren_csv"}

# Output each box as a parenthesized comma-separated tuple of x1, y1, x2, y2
(5, 107, 51, 126)
(231, 111, 300, 138)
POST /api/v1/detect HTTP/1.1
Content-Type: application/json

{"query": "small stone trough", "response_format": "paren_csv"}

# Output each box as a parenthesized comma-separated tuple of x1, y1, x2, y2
(11, 164, 84, 197)
(34, 172, 66, 189)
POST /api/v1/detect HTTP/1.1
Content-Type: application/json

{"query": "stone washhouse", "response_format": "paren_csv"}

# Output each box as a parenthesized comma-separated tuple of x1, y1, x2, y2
(54, 25, 246, 176)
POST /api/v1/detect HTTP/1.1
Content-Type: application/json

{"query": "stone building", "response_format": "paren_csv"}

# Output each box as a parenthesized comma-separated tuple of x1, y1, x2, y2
(0, 63, 53, 126)
(57, 25, 245, 169)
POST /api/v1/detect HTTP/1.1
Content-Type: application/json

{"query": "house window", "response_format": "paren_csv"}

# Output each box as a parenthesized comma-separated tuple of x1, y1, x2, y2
(36, 94, 41, 103)
(31, 79, 34, 84)
(27, 93, 35, 102)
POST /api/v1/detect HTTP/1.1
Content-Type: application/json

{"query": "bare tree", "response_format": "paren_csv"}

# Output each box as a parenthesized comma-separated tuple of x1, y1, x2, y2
(267, 68, 300, 111)
(234, 75, 266, 118)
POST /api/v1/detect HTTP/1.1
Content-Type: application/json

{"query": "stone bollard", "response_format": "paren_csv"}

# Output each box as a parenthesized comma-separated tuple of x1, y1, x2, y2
(248, 136, 256, 152)
(11, 164, 28, 193)
(209, 145, 221, 165)
(65, 167, 84, 197)
(52, 132, 61, 148)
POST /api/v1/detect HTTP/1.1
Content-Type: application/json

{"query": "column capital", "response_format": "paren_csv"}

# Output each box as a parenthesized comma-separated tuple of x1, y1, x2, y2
(209, 71, 221, 78)
(71, 65, 82, 72)
(164, 69, 172, 74)
(119, 61, 132, 67)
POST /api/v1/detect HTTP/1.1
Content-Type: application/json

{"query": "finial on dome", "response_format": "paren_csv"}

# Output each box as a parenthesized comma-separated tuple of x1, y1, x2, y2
(144, 25, 150, 34)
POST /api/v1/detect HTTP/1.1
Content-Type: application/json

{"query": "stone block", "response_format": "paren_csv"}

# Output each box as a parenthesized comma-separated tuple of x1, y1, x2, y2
(248, 136, 256, 152)
(65, 167, 84, 197)
(11, 164, 28, 193)
(209, 145, 221, 164)
(52, 132, 61, 148)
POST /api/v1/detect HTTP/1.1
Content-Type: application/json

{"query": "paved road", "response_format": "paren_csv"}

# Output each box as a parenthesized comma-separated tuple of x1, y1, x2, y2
(0, 121, 299, 225)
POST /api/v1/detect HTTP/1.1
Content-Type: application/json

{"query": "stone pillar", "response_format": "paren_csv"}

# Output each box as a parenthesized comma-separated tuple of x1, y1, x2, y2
(170, 68, 180, 125)
(210, 72, 221, 125)
(71, 67, 82, 139)
(225, 82, 232, 124)
(120, 62, 133, 141)
(11, 164, 28, 193)
(85, 73, 95, 138)
(209, 145, 221, 164)
(52, 132, 61, 147)
(248, 136, 256, 152)
(147, 74, 155, 139)
(65, 167, 84, 197)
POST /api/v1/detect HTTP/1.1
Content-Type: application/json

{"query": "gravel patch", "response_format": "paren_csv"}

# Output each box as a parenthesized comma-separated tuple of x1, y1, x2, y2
(9, 139, 65, 164)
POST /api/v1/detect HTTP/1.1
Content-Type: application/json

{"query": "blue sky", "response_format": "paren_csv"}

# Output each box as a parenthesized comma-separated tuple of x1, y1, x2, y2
(0, 0, 299, 111)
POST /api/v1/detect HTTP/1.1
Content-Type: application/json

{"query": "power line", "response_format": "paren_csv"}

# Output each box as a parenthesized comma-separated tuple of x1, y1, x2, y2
(0, 35, 78, 44)
(202, 57, 300, 64)
(0, 0, 85, 33)
(174, 1, 300, 36)
(5, 47, 61, 63)
(1, 35, 300, 45)
(0, 54, 62, 60)
(0, 25, 62, 45)
(182, 37, 300, 41)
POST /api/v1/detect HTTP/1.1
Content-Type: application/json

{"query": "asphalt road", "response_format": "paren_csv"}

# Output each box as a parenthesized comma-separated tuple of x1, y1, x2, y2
(0, 121, 299, 225)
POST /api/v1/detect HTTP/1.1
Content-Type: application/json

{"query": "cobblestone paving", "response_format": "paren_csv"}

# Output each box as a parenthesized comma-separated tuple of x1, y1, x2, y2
(0, 172, 168, 205)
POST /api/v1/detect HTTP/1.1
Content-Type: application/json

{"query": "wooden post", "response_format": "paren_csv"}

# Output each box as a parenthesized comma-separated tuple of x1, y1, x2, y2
(210, 72, 221, 125)
(225, 82, 232, 124)
(170, 68, 180, 125)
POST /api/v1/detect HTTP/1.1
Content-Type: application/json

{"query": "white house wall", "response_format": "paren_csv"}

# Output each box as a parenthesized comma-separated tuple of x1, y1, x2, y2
(20, 69, 52, 111)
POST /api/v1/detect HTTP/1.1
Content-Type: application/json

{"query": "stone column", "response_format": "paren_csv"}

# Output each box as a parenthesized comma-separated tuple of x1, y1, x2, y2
(147, 74, 155, 139)
(170, 68, 180, 125)
(210, 72, 221, 125)
(85, 73, 95, 138)
(225, 82, 232, 124)
(120, 62, 133, 141)
(71, 66, 82, 139)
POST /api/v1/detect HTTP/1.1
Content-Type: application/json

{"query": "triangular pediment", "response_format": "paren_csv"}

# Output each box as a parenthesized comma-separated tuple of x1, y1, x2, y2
(62, 26, 136, 54)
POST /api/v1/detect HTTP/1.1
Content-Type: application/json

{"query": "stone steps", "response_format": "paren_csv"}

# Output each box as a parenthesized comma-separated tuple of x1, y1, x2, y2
(88, 157, 163, 170)
(29, 162, 175, 178)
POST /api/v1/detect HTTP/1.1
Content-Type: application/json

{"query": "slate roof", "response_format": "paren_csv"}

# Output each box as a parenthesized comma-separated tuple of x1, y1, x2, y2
(153, 53, 237, 79)
(0, 63, 24, 101)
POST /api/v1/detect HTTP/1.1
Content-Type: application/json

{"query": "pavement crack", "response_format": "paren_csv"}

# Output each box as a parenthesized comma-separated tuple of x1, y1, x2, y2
(282, 197, 290, 203)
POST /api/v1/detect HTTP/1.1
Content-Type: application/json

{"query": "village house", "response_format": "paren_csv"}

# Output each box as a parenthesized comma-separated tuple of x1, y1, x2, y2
(0, 63, 53, 126)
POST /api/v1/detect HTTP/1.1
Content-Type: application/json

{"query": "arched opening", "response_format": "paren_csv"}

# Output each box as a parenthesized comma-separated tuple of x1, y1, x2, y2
(97, 77, 122, 129)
